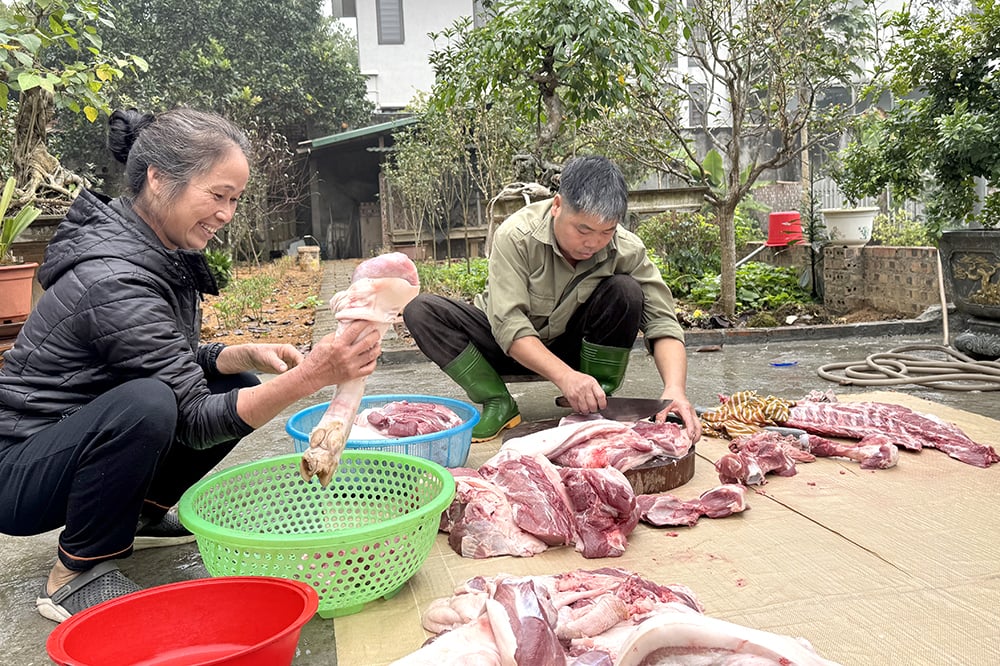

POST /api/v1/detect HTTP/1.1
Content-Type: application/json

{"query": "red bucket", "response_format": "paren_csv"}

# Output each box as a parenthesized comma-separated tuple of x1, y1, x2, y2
(765, 211, 804, 246)
(46, 577, 318, 666)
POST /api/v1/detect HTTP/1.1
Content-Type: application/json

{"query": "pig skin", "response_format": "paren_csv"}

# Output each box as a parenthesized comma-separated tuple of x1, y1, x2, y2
(615, 611, 842, 666)
(299, 252, 420, 486)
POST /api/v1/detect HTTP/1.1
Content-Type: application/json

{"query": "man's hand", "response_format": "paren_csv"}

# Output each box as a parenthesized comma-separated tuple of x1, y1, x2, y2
(556, 370, 608, 415)
(654, 392, 701, 443)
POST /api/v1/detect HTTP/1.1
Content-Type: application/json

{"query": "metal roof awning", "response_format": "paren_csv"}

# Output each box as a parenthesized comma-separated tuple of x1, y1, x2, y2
(296, 116, 418, 154)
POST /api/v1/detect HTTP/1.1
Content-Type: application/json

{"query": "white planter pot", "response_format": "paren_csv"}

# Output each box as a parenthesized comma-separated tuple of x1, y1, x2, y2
(821, 207, 878, 246)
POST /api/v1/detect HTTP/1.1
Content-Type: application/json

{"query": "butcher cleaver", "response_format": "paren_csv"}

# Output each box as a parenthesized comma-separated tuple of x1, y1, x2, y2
(554, 396, 671, 421)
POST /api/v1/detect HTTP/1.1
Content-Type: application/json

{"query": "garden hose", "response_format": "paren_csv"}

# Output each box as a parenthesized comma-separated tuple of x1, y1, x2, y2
(817, 250, 1000, 391)
(817, 344, 1000, 391)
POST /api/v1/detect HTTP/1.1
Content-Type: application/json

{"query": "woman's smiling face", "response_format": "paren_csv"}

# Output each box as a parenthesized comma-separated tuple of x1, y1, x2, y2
(145, 147, 249, 251)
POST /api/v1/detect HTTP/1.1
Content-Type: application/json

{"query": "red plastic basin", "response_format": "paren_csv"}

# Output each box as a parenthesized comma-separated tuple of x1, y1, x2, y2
(46, 577, 318, 666)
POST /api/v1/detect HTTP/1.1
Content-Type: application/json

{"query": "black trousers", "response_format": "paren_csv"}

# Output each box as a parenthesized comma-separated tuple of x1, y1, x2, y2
(0, 372, 258, 572)
(402, 274, 643, 372)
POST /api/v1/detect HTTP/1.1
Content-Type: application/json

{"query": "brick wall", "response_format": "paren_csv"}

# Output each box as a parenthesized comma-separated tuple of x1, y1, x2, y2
(753, 181, 804, 220)
(748, 243, 940, 316)
(821, 246, 940, 316)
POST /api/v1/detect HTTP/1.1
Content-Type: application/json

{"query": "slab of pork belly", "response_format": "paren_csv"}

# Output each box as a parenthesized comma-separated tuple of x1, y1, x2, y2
(497, 419, 691, 473)
(299, 252, 419, 486)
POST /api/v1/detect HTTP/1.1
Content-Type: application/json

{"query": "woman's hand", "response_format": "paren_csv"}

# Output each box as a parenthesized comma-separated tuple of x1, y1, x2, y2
(216, 343, 304, 375)
(297, 320, 383, 391)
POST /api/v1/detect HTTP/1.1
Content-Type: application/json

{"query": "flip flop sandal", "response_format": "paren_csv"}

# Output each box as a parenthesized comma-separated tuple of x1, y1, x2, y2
(35, 560, 141, 623)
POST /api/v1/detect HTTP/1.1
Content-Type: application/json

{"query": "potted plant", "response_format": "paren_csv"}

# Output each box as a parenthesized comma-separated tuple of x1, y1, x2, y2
(0, 177, 42, 325)
(819, 206, 877, 247)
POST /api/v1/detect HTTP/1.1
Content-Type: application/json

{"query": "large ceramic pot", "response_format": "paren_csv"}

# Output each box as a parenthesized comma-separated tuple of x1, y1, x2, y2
(0, 262, 38, 324)
(938, 229, 1000, 320)
(821, 207, 878, 246)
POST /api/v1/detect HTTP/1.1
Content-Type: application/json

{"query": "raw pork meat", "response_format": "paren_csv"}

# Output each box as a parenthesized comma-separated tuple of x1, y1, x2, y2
(404, 569, 840, 665)
(399, 576, 564, 666)
(637, 484, 749, 527)
(420, 568, 701, 645)
(806, 433, 899, 469)
(300, 252, 420, 486)
(499, 419, 692, 472)
(715, 434, 800, 486)
(559, 466, 638, 558)
(440, 468, 548, 559)
(445, 451, 642, 559)
(614, 611, 842, 666)
(480, 450, 578, 547)
(357, 400, 463, 437)
(783, 400, 998, 468)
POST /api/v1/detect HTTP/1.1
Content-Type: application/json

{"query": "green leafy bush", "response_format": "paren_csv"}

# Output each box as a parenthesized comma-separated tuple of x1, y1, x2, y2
(289, 295, 323, 309)
(205, 249, 234, 290)
(636, 207, 764, 297)
(636, 211, 721, 297)
(688, 262, 811, 313)
(417, 258, 489, 301)
(211, 273, 277, 331)
(871, 209, 937, 247)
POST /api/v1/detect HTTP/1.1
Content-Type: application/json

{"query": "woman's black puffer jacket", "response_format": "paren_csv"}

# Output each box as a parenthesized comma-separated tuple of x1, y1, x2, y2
(0, 189, 252, 448)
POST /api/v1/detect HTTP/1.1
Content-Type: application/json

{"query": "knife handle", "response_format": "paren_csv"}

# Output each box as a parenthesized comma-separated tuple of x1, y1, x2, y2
(555, 396, 571, 409)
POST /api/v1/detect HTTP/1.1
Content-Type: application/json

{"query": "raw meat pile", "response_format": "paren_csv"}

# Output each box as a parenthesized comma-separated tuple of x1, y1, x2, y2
(440, 418, 729, 559)
(714, 429, 899, 486)
(391, 568, 841, 665)
(299, 253, 420, 486)
(442, 451, 639, 559)
(353, 400, 463, 438)
(702, 391, 996, 475)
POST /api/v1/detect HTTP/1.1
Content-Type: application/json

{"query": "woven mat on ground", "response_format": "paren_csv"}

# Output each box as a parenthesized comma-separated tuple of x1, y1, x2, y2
(334, 390, 1000, 666)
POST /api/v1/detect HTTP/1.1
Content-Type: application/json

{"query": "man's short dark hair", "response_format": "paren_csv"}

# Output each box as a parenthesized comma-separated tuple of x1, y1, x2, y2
(558, 155, 628, 224)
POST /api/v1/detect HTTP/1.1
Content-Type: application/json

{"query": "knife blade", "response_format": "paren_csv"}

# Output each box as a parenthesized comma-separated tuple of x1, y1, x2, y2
(554, 396, 672, 421)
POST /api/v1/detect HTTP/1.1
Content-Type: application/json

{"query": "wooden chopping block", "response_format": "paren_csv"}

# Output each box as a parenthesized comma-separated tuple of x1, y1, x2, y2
(623, 447, 696, 495)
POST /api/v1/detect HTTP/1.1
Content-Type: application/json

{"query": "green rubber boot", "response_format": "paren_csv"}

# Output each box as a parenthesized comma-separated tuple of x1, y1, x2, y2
(444, 345, 521, 442)
(579, 339, 631, 396)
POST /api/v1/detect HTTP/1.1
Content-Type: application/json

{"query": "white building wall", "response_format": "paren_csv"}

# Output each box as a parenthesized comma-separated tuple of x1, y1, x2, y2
(352, 0, 476, 112)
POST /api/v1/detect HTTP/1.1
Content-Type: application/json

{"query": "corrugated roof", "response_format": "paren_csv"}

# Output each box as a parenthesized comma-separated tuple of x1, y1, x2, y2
(297, 116, 418, 153)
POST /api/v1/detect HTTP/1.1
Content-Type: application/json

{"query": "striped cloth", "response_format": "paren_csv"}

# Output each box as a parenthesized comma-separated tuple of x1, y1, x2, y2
(700, 390, 797, 439)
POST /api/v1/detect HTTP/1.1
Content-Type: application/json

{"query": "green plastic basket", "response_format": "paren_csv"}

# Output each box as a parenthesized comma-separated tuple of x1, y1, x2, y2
(178, 451, 455, 619)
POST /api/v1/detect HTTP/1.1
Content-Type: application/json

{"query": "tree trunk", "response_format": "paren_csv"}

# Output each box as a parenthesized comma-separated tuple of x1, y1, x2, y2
(717, 200, 738, 317)
(12, 88, 53, 189)
(11, 87, 84, 212)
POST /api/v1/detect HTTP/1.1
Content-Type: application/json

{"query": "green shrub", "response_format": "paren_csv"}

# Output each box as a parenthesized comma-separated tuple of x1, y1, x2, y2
(417, 258, 489, 301)
(871, 209, 936, 247)
(688, 261, 811, 313)
(289, 295, 323, 309)
(205, 249, 234, 290)
(636, 205, 764, 298)
(212, 273, 277, 331)
(636, 211, 720, 297)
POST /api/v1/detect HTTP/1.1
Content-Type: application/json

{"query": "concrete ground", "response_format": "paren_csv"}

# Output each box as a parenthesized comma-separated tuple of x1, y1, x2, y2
(2, 263, 996, 664)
